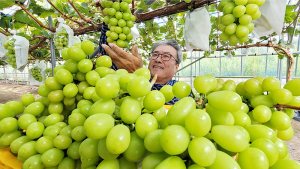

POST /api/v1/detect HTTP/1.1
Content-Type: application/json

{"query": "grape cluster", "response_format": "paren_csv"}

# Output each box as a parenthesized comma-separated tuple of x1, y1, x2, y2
(217, 0, 265, 45)
(101, 0, 135, 48)
(30, 67, 43, 82)
(55, 28, 68, 50)
(0, 40, 300, 168)
(3, 38, 17, 68)
(45, 68, 53, 77)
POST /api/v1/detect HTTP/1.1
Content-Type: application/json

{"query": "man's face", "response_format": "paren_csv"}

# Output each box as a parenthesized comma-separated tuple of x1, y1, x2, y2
(148, 45, 179, 84)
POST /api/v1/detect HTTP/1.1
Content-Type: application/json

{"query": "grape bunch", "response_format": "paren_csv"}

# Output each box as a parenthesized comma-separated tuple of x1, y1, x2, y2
(55, 28, 68, 50)
(0, 40, 300, 168)
(30, 67, 43, 82)
(101, 0, 135, 48)
(45, 68, 53, 78)
(217, 0, 265, 45)
(3, 38, 17, 68)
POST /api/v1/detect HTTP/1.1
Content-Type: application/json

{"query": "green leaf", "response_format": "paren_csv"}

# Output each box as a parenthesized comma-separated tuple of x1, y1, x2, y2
(14, 11, 41, 29)
(0, 15, 11, 28)
(28, 0, 55, 18)
(0, 0, 15, 10)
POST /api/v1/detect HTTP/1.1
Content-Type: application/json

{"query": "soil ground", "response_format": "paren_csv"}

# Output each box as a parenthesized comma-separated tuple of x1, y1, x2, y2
(0, 81, 299, 163)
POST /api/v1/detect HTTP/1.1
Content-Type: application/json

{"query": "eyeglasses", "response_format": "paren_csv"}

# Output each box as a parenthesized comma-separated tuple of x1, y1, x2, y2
(149, 52, 179, 63)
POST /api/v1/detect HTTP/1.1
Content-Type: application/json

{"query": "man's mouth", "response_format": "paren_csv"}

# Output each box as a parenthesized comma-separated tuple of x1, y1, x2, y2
(153, 65, 163, 69)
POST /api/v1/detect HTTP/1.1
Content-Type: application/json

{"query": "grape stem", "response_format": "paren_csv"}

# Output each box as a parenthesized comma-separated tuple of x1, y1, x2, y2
(272, 104, 300, 111)
(150, 73, 158, 89)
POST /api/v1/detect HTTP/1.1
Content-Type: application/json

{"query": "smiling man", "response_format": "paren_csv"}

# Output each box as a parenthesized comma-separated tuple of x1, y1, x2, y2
(100, 23, 184, 104)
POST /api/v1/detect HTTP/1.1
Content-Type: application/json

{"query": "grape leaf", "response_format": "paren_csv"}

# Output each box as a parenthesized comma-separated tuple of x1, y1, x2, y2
(14, 11, 41, 29)
(0, 0, 15, 10)
(28, 0, 55, 18)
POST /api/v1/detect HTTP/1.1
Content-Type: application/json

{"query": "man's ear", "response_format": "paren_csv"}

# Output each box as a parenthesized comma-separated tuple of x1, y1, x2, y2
(175, 63, 179, 72)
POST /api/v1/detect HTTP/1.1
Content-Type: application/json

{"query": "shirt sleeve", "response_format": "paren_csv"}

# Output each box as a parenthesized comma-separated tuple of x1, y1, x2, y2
(98, 23, 118, 71)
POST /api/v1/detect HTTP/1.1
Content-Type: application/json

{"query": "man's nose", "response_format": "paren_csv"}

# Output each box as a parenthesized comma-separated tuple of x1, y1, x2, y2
(155, 55, 163, 63)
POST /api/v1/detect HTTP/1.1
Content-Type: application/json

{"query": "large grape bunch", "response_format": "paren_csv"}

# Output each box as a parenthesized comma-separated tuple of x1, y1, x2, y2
(30, 67, 43, 82)
(55, 28, 68, 50)
(3, 38, 17, 68)
(101, 0, 135, 48)
(218, 0, 265, 45)
(0, 40, 300, 168)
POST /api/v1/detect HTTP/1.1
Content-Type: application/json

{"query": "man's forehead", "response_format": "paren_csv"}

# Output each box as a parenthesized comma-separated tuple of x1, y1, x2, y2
(154, 45, 177, 54)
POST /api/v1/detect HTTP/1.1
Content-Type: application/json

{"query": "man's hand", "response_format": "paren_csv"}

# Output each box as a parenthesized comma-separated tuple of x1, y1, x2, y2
(101, 43, 144, 73)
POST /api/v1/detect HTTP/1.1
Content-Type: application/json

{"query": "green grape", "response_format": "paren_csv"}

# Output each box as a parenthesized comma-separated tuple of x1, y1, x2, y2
(244, 79, 264, 95)
(269, 159, 300, 169)
(81, 156, 99, 169)
(26, 122, 44, 139)
(79, 138, 99, 159)
(35, 136, 54, 154)
(120, 97, 141, 124)
(18, 114, 37, 130)
(133, 67, 151, 80)
(84, 113, 115, 139)
(48, 102, 64, 114)
(67, 141, 81, 160)
(143, 90, 165, 111)
(284, 79, 300, 96)
(188, 137, 217, 166)
(272, 89, 293, 104)
(194, 75, 216, 94)
(262, 77, 281, 92)
(23, 154, 44, 169)
(250, 138, 279, 166)
(205, 104, 234, 126)
(10, 136, 32, 154)
(119, 156, 136, 169)
(83, 87, 95, 100)
(252, 105, 272, 123)
(237, 147, 269, 169)
(211, 125, 248, 153)
(81, 40, 94, 55)
(64, 59, 78, 74)
(244, 125, 277, 143)
(5, 101, 24, 116)
(123, 131, 147, 162)
(18, 141, 37, 162)
(155, 156, 186, 169)
(144, 129, 164, 153)
(106, 124, 131, 154)
(68, 112, 86, 128)
(250, 95, 274, 108)
(119, 74, 137, 91)
(58, 157, 75, 169)
(48, 90, 64, 103)
(95, 67, 112, 78)
(159, 85, 174, 102)
(95, 77, 120, 99)
(269, 111, 291, 130)
(96, 159, 119, 168)
(98, 137, 119, 160)
(166, 97, 196, 126)
(71, 126, 86, 141)
(53, 135, 72, 150)
(185, 109, 211, 137)
(231, 110, 251, 127)
(277, 126, 294, 141)
(31, 67, 43, 82)
(89, 99, 115, 116)
(24, 102, 45, 116)
(207, 90, 242, 112)
(240, 103, 249, 113)
(63, 83, 78, 98)
(160, 125, 190, 155)
(142, 153, 169, 169)
(78, 59, 93, 73)
(59, 125, 73, 137)
(127, 76, 151, 98)
(45, 77, 64, 90)
(55, 69, 73, 85)
(207, 150, 240, 169)
(135, 114, 158, 139)
(172, 81, 191, 99)
(0, 117, 18, 133)
(0, 104, 14, 120)
(43, 125, 62, 138)
(44, 113, 61, 127)
(41, 148, 65, 167)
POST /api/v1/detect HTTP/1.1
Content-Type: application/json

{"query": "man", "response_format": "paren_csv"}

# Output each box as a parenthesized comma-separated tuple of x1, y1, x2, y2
(99, 22, 185, 105)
